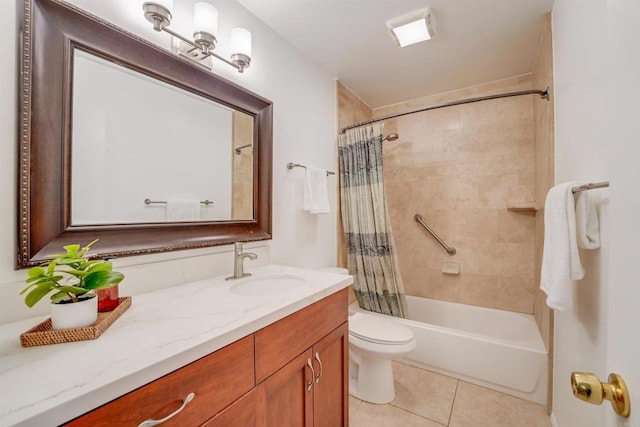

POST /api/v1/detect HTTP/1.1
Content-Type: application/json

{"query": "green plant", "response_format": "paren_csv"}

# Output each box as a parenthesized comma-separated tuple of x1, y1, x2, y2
(21, 239, 124, 308)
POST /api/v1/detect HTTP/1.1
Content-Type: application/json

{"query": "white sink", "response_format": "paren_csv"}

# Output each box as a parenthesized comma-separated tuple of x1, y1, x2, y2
(229, 274, 307, 297)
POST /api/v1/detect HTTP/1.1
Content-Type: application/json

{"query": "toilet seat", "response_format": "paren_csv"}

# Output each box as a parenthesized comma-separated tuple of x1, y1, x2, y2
(349, 312, 414, 345)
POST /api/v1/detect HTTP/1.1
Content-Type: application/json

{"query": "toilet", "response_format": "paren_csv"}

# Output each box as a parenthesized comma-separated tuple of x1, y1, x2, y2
(348, 311, 416, 403)
(320, 267, 416, 404)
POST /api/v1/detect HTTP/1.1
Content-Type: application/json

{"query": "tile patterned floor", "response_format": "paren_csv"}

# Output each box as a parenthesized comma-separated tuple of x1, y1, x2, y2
(349, 362, 551, 427)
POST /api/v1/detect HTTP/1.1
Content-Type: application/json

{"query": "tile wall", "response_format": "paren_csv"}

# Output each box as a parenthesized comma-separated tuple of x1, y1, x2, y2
(232, 111, 254, 219)
(532, 13, 555, 409)
(374, 75, 537, 313)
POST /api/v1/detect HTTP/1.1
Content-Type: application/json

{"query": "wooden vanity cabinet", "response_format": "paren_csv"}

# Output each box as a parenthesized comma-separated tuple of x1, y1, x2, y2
(65, 288, 348, 426)
(256, 289, 349, 426)
(258, 323, 348, 427)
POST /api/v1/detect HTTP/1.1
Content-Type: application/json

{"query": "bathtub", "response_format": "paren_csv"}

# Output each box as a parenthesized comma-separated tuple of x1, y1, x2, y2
(350, 295, 548, 405)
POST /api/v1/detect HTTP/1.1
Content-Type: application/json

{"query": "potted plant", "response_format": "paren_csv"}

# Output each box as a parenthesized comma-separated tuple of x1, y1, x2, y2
(20, 240, 125, 330)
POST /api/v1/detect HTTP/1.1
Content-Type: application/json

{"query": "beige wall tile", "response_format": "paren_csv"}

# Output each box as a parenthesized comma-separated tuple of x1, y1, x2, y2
(532, 13, 555, 354)
(530, 13, 555, 410)
(378, 75, 537, 313)
(459, 273, 499, 308)
(498, 210, 536, 244)
(231, 112, 254, 220)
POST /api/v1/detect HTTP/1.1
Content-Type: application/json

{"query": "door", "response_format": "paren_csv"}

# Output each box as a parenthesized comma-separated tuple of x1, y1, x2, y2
(552, 0, 640, 426)
(312, 323, 349, 427)
(603, 1, 640, 425)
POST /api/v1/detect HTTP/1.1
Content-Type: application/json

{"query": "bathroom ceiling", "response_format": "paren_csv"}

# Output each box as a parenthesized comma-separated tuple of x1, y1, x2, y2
(237, 0, 554, 108)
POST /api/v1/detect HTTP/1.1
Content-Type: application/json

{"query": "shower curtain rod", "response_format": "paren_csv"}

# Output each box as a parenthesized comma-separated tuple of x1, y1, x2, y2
(340, 87, 550, 134)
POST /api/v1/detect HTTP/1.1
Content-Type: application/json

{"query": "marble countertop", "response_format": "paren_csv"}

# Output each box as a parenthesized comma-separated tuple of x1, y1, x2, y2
(0, 265, 352, 427)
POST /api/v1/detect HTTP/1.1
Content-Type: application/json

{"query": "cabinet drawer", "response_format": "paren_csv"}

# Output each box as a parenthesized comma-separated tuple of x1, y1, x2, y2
(66, 336, 254, 427)
(255, 288, 348, 383)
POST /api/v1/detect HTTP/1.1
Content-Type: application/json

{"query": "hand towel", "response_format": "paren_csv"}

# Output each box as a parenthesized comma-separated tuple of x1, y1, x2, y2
(575, 191, 601, 249)
(303, 166, 330, 214)
(540, 182, 585, 311)
(166, 198, 201, 221)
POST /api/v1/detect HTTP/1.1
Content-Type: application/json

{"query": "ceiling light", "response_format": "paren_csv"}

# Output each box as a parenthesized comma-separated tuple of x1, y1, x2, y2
(387, 8, 435, 48)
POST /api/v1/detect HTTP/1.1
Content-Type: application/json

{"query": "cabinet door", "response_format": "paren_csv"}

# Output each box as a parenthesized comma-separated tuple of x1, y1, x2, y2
(260, 349, 314, 427)
(312, 323, 348, 427)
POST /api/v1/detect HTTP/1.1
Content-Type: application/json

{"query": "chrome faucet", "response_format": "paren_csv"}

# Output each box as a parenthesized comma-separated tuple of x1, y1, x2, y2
(226, 242, 257, 280)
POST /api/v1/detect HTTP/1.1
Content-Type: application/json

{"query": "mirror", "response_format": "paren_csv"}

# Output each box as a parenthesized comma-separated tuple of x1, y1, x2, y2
(71, 50, 254, 224)
(16, 0, 272, 268)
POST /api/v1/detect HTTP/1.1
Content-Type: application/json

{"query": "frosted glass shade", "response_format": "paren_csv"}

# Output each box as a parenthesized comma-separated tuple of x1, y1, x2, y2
(193, 2, 218, 37)
(231, 27, 252, 57)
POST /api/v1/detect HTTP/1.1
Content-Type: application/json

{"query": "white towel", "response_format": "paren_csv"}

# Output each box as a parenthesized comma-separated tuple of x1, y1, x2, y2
(540, 182, 585, 311)
(166, 199, 201, 221)
(303, 166, 330, 214)
(575, 191, 601, 249)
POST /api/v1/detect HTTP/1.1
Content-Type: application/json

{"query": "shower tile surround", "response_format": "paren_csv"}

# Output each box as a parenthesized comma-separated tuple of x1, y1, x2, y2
(231, 111, 254, 219)
(375, 75, 537, 314)
(532, 13, 555, 410)
(336, 33, 555, 404)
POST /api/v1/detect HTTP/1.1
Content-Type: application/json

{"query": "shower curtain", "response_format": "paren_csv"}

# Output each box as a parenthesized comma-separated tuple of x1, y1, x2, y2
(338, 123, 407, 318)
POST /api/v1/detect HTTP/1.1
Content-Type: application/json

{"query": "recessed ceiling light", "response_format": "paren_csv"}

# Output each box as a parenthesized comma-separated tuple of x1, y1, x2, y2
(387, 8, 435, 48)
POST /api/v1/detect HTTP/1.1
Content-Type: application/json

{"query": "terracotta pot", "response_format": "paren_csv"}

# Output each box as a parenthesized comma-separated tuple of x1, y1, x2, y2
(50, 293, 98, 330)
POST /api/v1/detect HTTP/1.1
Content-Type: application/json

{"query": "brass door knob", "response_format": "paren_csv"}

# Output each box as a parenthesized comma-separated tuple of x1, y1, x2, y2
(571, 372, 630, 417)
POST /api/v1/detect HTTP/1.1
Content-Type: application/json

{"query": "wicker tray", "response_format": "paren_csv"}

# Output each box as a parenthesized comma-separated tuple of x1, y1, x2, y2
(20, 297, 132, 347)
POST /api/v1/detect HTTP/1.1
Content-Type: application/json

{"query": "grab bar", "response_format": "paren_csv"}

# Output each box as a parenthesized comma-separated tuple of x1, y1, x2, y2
(414, 214, 456, 256)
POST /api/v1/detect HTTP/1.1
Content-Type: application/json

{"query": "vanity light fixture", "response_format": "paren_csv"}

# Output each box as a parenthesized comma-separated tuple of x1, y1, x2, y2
(387, 8, 435, 48)
(143, 1, 252, 73)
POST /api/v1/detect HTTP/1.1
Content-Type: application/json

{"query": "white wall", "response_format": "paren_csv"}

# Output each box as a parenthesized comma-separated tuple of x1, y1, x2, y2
(0, 0, 337, 323)
(552, 0, 640, 426)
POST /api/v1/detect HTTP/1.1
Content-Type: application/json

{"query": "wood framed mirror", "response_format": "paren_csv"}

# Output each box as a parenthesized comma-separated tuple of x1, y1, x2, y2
(17, 0, 273, 268)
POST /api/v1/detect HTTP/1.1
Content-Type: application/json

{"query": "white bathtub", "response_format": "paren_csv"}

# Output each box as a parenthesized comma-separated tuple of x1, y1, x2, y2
(351, 295, 548, 405)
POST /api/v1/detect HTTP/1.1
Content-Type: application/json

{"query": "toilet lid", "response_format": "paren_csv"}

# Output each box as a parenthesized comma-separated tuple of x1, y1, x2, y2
(349, 312, 414, 345)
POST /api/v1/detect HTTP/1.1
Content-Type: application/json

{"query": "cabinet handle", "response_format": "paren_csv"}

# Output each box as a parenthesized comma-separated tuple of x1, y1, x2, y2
(314, 352, 323, 383)
(306, 358, 315, 392)
(138, 392, 195, 427)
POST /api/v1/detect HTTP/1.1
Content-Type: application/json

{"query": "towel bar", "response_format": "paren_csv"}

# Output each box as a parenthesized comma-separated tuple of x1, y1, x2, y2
(287, 162, 335, 176)
(572, 182, 609, 193)
(144, 199, 214, 206)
